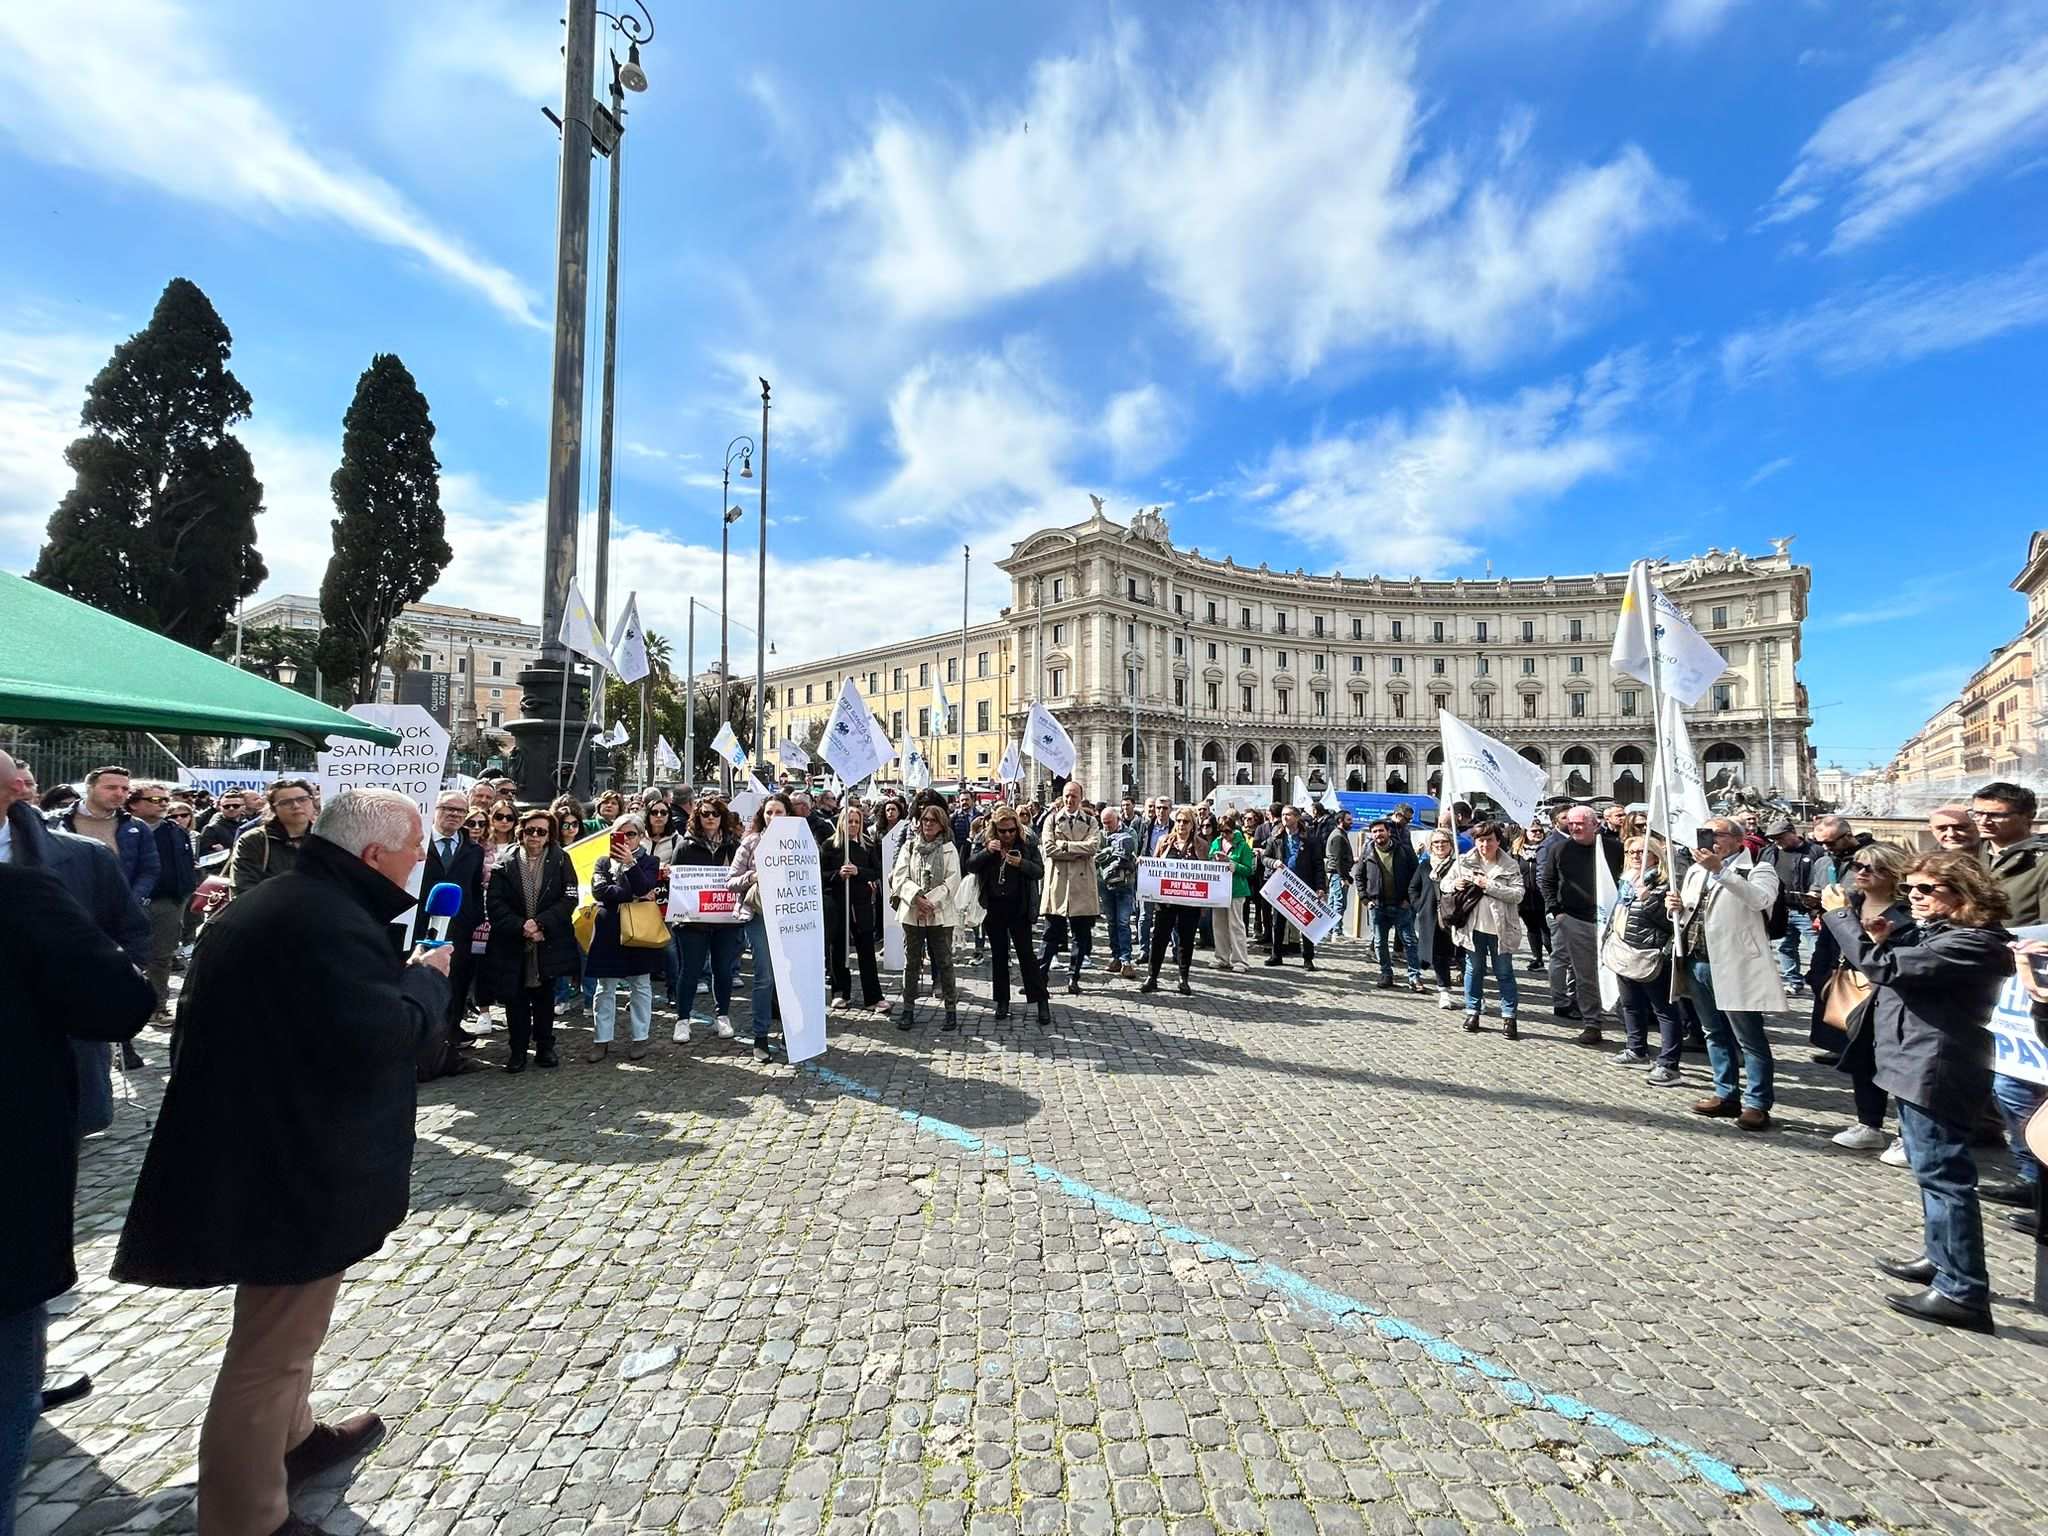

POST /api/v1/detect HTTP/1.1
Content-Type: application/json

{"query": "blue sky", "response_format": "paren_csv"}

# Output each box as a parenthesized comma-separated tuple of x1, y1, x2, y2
(2, 0, 2044, 770)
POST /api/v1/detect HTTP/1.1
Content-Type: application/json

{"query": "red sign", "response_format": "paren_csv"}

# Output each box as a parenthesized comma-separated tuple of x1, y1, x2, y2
(1160, 878, 1212, 899)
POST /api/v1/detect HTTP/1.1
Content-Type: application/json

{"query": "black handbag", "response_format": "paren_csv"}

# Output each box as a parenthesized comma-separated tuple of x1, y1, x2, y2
(1439, 881, 1482, 930)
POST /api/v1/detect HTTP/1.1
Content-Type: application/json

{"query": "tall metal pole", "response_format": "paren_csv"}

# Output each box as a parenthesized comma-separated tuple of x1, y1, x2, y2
(540, 0, 596, 666)
(719, 490, 732, 797)
(961, 545, 970, 793)
(753, 379, 770, 764)
(591, 63, 625, 730)
(1762, 639, 1777, 795)
(1182, 615, 1193, 799)
(685, 600, 696, 788)
(1130, 624, 1140, 800)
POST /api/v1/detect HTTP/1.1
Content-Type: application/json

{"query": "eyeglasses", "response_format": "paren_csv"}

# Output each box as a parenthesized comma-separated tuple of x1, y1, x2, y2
(168, 811, 192, 821)
(491, 812, 516, 822)
(1851, 859, 1879, 871)
(1902, 881, 1951, 897)
(1970, 807, 2023, 821)
(272, 795, 312, 810)
(520, 826, 553, 838)
(698, 810, 721, 820)
(137, 794, 169, 804)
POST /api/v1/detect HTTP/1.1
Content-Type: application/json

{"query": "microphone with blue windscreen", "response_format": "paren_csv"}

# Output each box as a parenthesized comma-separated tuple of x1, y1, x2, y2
(420, 881, 465, 948)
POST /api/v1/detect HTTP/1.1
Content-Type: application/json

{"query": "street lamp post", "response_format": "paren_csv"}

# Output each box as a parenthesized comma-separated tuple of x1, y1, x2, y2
(752, 380, 770, 769)
(719, 437, 752, 795)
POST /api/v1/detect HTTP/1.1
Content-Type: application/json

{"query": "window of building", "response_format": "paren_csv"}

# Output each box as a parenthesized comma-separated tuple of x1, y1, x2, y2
(1207, 642, 1219, 661)
(455, 656, 467, 675)
(1277, 690, 1290, 715)
(1620, 690, 1639, 717)
(1208, 682, 1221, 710)
(1313, 693, 1328, 717)
(1049, 669, 1066, 697)
(976, 700, 991, 731)
(1390, 656, 1405, 674)
(1523, 694, 1537, 719)
(1241, 606, 1253, 628)
(1351, 616, 1364, 640)
(1173, 593, 1183, 614)
(977, 751, 990, 767)
(1352, 694, 1366, 717)
(1277, 650, 1290, 670)
(1313, 616, 1325, 637)
(946, 657, 958, 682)
(1127, 577, 1140, 599)
(1392, 694, 1406, 719)
(1569, 618, 1584, 642)
(893, 667, 905, 689)
(1713, 683, 1733, 711)
(1711, 605, 1729, 630)
(1478, 694, 1491, 719)
(1172, 636, 1184, 658)
(1569, 655, 1585, 674)
(892, 710, 905, 736)
(978, 651, 991, 677)
(1569, 693, 1586, 718)
(765, 687, 777, 708)
(804, 684, 814, 704)
(1051, 577, 1065, 602)
(1431, 657, 1446, 675)
(1051, 623, 1066, 646)
(1391, 619, 1404, 641)
(1521, 620, 1535, 643)
(1174, 678, 1186, 706)
(1240, 646, 1252, 666)
(489, 687, 502, 700)
(1522, 657, 1536, 675)
(945, 753, 958, 767)
(488, 709, 501, 727)
(1476, 656, 1490, 676)
(1126, 622, 1136, 645)
(1241, 685, 1255, 713)
(1432, 620, 1445, 642)
(918, 662, 930, 685)
(1350, 655, 1364, 673)
(1276, 612, 1289, 634)
(491, 659, 503, 677)
(918, 708, 930, 734)
(1207, 601, 1218, 623)
(1313, 654, 1326, 672)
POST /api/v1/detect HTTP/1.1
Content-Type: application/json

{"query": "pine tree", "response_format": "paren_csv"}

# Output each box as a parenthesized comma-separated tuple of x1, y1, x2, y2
(318, 354, 451, 701)
(30, 277, 266, 649)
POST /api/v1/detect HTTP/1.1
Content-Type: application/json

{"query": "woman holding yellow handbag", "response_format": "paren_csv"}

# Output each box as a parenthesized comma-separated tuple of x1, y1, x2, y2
(584, 814, 666, 1062)
(1811, 842, 1912, 1152)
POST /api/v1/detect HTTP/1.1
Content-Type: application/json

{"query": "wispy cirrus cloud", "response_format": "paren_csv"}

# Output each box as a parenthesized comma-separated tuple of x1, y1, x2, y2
(1758, 4, 2048, 252)
(820, 8, 1682, 383)
(1741, 455, 1794, 490)
(0, 0, 541, 327)
(1654, 0, 1748, 45)
(1820, 576, 1964, 630)
(1720, 251, 2048, 383)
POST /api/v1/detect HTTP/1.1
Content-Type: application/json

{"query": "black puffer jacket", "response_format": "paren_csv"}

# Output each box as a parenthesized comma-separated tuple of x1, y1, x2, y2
(1609, 871, 1675, 954)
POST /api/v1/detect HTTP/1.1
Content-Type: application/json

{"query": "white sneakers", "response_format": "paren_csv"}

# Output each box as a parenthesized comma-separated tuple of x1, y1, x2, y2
(1832, 1124, 1889, 1151)
(1436, 988, 1456, 1010)
(1880, 1139, 1911, 1166)
(713, 1015, 735, 1039)
(672, 1018, 691, 1044)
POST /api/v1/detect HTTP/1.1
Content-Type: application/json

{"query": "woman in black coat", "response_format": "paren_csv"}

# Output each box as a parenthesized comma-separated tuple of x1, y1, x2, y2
(824, 802, 887, 1010)
(584, 815, 664, 1062)
(1823, 851, 2014, 1333)
(483, 808, 580, 1072)
(1809, 842, 1913, 1148)
(967, 803, 1049, 1024)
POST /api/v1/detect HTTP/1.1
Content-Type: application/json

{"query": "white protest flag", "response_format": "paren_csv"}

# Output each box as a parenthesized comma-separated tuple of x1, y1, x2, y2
(901, 736, 933, 790)
(776, 738, 811, 773)
(1023, 700, 1077, 777)
(229, 738, 266, 760)
(819, 675, 893, 786)
(880, 820, 909, 969)
(607, 592, 650, 684)
(1319, 782, 1345, 814)
(1647, 691, 1710, 845)
(709, 721, 748, 768)
(755, 813, 829, 1063)
(1291, 775, 1314, 811)
(558, 580, 614, 671)
(997, 740, 1023, 785)
(653, 734, 682, 777)
(1437, 710, 1548, 828)
(1596, 844, 1622, 1014)
(1611, 560, 1725, 707)
(931, 674, 952, 733)
(597, 720, 629, 749)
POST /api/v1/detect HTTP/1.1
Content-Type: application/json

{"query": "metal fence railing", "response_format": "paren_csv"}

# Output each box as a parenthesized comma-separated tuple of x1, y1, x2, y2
(2, 727, 317, 793)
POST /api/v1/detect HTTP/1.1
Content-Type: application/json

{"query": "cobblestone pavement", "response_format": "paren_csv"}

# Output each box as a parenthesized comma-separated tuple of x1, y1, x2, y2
(24, 933, 2048, 1536)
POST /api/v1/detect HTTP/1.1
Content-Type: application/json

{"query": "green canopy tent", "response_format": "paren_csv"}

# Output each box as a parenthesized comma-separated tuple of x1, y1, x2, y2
(0, 569, 399, 749)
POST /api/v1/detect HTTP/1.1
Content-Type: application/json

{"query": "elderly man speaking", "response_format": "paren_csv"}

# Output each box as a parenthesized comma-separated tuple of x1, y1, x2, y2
(113, 789, 451, 1536)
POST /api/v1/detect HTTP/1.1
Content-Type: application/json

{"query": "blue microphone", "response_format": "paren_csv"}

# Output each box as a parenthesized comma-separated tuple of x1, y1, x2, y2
(420, 881, 465, 948)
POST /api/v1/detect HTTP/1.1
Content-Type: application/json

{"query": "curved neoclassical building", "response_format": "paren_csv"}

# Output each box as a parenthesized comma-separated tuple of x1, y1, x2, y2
(763, 503, 1812, 805)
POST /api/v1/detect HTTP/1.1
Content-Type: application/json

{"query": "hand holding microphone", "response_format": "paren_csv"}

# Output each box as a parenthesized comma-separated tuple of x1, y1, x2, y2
(419, 881, 464, 949)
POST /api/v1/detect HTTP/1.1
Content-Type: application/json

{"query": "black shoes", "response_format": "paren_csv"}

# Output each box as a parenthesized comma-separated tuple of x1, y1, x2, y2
(1551, 1004, 1582, 1021)
(1978, 1180, 2032, 1208)
(1302, 959, 1316, 971)
(1376, 976, 1395, 990)
(285, 1412, 385, 1489)
(993, 1002, 1011, 1020)
(1884, 1287, 1994, 1334)
(1138, 977, 1158, 994)
(1263, 956, 1284, 967)
(941, 1011, 959, 1032)
(2007, 1209, 2040, 1236)
(121, 1042, 146, 1070)
(1462, 1015, 1481, 1033)
(896, 1010, 915, 1032)
(40, 1373, 91, 1411)
(1503, 1019, 1519, 1041)
(1035, 1000, 1051, 1027)
(1066, 977, 1082, 995)
(535, 1047, 559, 1068)
(1177, 977, 1192, 996)
(1875, 1254, 1936, 1285)
(505, 1059, 526, 1074)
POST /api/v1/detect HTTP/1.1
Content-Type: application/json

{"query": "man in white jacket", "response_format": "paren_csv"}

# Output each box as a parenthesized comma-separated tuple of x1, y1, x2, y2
(1669, 817, 1784, 1131)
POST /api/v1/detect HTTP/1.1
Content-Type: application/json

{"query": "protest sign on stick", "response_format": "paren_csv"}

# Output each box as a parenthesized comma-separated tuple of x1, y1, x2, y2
(1260, 864, 1339, 946)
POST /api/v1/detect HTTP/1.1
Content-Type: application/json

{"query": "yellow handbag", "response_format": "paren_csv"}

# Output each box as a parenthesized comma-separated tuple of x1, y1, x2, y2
(618, 897, 670, 949)
(573, 900, 597, 952)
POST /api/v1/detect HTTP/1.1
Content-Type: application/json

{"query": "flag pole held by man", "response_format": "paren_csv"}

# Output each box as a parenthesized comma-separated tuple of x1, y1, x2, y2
(112, 788, 454, 1536)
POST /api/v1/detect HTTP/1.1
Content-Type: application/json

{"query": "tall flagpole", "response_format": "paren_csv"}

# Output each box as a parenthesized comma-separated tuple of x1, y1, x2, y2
(961, 545, 970, 797)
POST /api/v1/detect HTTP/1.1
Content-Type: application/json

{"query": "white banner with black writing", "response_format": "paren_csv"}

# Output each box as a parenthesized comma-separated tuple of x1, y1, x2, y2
(880, 821, 908, 970)
(667, 864, 746, 925)
(1991, 925, 2048, 1088)
(1136, 857, 1234, 908)
(1260, 864, 1340, 946)
(754, 814, 829, 1063)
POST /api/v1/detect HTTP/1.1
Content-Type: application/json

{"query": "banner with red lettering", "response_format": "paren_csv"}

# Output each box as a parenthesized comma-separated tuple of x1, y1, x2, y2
(1260, 864, 1339, 945)
(1136, 857, 1233, 908)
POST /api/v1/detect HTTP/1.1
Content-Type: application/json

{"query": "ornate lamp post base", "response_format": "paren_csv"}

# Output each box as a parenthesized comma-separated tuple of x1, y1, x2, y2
(505, 663, 592, 804)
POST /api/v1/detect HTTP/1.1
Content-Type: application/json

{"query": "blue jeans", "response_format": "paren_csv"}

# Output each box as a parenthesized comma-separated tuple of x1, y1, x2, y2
(742, 913, 777, 1044)
(592, 973, 652, 1042)
(1327, 878, 1348, 925)
(1101, 888, 1135, 965)
(1776, 908, 1810, 985)
(1462, 931, 1518, 1018)
(1375, 904, 1420, 984)
(674, 924, 744, 1020)
(0, 1303, 44, 1536)
(1616, 968, 1684, 1068)
(1897, 1100, 1990, 1308)
(1690, 960, 1774, 1110)
(1993, 1072, 2047, 1186)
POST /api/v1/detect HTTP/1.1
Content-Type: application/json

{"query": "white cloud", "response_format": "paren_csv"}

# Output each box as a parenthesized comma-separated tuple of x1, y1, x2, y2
(820, 10, 1681, 382)
(0, 328, 112, 569)
(711, 355, 852, 463)
(1654, 0, 1746, 44)
(0, 0, 541, 327)
(1102, 384, 1186, 477)
(1720, 251, 2048, 382)
(1249, 363, 1638, 574)
(1759, 6, 2048, 251)
(1741, 455, 1794, 490)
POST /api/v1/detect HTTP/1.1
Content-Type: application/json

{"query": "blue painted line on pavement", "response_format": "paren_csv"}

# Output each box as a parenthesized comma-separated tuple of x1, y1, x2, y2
(802, 1061, 1875, 1536)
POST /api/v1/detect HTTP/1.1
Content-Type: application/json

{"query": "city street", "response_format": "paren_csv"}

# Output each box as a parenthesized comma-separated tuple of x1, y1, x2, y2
(25, 940, 2047, 1536)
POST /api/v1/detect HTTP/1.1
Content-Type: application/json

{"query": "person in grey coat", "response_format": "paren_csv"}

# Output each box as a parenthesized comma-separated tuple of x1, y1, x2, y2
(1822, 851, 2014, 1334)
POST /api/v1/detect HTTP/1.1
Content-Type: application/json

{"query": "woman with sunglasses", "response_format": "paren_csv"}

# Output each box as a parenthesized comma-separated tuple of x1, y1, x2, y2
(1822, 851, 2014, 1333)
(482, 810, 580, 1072)
(728, 796, 792, 1062)
(582, 814, 664, 1062)
(671, 797, 744, 1044)
(548, 795, 585, 848)
(1806, 842, 1913, 1152)
(824, 802, 888, 1013)
(890, 801, 962, 1032)
(641, 799, 685, 1014)
(967, 804, 1049, 1024)
(1139, 805, 1225, 997)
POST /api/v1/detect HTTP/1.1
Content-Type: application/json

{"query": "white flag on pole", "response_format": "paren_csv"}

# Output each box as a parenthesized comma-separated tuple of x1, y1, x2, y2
(230, 738, 266, 760)
(776, 738, 811, 773)
(901, 735, 933, 790)
(709, 721, 748, 768)
(558, 581, 614, 671)
(1611, 561, 1726, 707)
(1318, 782, 1345, 814)
(607, 592, 650, 684)
(998, 741, 1023, 784)
(1290, 774, 1314, 811)
(1437, 710, 1549, 827)
(931, 675, 951, 733)
(1648, 692, 1711, 844)
(597, 720, 628, 748)
(653, 734, 681, 777)
(819, 675, 893, 786)
(1023, 700, 1077, 778)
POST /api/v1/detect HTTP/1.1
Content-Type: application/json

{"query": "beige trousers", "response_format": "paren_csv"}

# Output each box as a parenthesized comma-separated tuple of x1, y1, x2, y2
(197, 1274, 343, 1536)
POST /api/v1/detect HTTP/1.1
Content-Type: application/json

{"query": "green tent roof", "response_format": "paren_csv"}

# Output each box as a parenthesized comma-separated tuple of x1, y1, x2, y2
(0, 570, 400, 749)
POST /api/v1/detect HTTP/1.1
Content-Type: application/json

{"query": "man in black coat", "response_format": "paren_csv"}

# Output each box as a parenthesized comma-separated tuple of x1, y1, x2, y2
(0, 864, 155, 1523)
(1357, 818, 1423, 989)
(1539, 804, 1625, 1042)
(1261, 804, 1326, 969)
(112, 788, 451, 1536)
(414, 790, 488, 1038)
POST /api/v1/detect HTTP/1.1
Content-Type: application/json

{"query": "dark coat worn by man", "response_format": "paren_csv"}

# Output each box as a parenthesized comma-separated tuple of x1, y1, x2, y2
(112, 832, 449, 1289)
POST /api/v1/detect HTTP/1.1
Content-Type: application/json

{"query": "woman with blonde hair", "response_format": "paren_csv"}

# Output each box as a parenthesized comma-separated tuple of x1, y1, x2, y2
(1810, 841, 1913, 1151)
(967, 803, 1049, 1024)
(891, 800, 963, 1032)
(1142, 804, 1225, 996)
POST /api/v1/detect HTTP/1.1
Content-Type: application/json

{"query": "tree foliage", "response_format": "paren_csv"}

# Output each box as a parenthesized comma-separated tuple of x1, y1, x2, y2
(30, 277, 266, 650)
(599, 647, 753, 786)
(318, 354, 450, 701)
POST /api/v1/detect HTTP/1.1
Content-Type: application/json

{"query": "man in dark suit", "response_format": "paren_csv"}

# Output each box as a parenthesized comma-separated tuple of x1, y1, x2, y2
(414, 790, 487, 1039)
(1261, 804, 1326, 970)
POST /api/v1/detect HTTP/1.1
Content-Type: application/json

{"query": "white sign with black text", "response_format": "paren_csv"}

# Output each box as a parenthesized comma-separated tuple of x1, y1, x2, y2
(755, 814, 829, 1063)
(1136, 857, 1233, 908)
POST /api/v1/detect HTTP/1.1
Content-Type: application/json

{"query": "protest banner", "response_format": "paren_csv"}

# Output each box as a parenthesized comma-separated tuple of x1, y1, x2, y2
(755, 813, 828, 1063)
(1208, 785, 1267, 818)
(316, 703, 451, 926)
(668, 864, 745, 924)
(1137, 857, 1233, 908)
(1991, 925, 2048, 1088)
(880, 820, 908, 970)
(177, 767, 274, 801)
(1260, 863, 1339, 946)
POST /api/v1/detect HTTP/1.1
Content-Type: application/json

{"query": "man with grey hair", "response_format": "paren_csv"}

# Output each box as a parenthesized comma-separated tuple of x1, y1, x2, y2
(1537, 805, 1622, 1042)
(114, 789, 452, 1535)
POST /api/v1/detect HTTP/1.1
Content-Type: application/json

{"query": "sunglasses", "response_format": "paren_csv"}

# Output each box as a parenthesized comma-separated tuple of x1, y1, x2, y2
(491, 812, 516, 822)
(1902, 881, 1950, 897)
(520, 826, 553, 837)
(168, 810, 192, 820)
(137, 795, 169, 804)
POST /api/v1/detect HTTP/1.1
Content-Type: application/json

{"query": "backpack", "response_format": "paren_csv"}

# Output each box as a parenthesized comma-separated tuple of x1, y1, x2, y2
(1763, 882, 1790, 941)
(1097, 835, 1138, 890)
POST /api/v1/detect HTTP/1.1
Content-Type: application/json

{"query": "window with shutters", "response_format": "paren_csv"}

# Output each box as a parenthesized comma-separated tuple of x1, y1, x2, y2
(976, 700, 991, 730)
(1569, 693, 1586, 718)
(1241, 685, 1255, 712)
(1523, 695, 1537, 719)
(1049, 669, 1065, 697)
(918, 708, 930, 734)
(1392, 694, 1406, 719)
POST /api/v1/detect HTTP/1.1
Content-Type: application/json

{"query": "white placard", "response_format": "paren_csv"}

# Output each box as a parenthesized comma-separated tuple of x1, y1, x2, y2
(668, 864, 745, 924)
(1136, 857, 1233, 909)
(177, 767, 274, 800)
(1992, 925, 2048, 1088)
(316, 703, 451, 927)
(1260, 864, 1339, 946)
(880, 822, 908, 971)
(755, 814, 828, 1063)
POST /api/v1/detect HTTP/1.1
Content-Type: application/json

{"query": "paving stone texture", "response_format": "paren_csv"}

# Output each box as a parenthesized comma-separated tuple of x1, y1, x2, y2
(23, 932, 2048, 1536)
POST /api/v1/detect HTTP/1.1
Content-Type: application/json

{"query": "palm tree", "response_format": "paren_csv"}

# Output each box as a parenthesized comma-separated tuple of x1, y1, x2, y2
(642, 628, 674, 682)
(385, 622, 426, 678)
